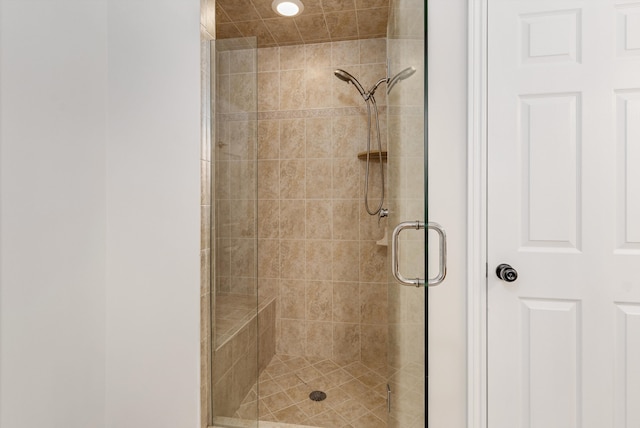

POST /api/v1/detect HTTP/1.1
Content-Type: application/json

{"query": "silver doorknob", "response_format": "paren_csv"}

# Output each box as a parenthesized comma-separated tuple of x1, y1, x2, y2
(496, 264, 518, 282)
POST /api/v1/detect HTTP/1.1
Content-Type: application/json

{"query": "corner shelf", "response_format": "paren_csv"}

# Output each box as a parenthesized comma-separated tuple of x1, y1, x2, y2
(357, 150, 387, 161)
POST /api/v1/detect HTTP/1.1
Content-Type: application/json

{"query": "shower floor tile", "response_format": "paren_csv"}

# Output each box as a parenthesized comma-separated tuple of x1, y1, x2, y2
(235, 355, 388, 428)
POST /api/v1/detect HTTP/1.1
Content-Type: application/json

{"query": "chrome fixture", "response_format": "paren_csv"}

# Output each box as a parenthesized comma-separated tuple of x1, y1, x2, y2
(367, 77, 389, 99)
(496, 263, 518, 282)
(333, 69, 388, 215)
(333, 69, 366, 99)
(391, 221, 447, 287)
(333, 66, 417, 216)
(386, 66, 416, 94)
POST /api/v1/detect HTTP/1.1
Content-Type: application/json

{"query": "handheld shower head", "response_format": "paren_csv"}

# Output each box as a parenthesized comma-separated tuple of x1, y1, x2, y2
(333, 68, 387, 216)
(334, 69, 366, 98)
(387, 66, 417, 94)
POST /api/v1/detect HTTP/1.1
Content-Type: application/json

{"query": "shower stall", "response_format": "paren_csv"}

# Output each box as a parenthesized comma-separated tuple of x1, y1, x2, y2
(201, 0, 640, 426)
(207, 1, 432, 427)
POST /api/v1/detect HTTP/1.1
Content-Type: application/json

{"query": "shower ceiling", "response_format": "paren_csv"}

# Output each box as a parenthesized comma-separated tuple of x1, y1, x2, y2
(216, 0, 389, 47)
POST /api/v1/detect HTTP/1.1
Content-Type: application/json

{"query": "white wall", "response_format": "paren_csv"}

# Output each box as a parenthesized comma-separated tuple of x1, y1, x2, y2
(0, 1, 108, 426)
(428, 0, 469, 426)
(104, 0, 201, 427)
(0, 0, 201, 427)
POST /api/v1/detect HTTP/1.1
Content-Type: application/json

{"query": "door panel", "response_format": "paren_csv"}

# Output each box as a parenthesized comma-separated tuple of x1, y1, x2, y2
(210, 37, 259, 428)
(488, 0, 640, 426)
(386, 1, 427, 427)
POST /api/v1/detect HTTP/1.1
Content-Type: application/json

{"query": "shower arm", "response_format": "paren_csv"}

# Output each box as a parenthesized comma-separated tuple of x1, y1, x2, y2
(365, 77, 390, 100)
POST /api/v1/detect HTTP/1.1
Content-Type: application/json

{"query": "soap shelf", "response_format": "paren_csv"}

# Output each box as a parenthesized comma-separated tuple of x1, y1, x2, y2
(357, 150, 387, 161)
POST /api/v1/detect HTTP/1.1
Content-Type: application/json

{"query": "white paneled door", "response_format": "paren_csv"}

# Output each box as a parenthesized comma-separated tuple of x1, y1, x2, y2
(488, 0, 640, 426)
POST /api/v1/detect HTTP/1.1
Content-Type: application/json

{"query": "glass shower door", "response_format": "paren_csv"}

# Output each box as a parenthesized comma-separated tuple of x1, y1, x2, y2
(386, 1, 434, 427)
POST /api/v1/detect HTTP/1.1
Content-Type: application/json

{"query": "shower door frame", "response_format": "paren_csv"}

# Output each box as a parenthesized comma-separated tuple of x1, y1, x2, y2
(467, 0, 489, 427)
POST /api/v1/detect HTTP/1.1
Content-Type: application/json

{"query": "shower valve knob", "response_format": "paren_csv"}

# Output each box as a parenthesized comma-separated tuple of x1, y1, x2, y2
(496, 264, 518, 282)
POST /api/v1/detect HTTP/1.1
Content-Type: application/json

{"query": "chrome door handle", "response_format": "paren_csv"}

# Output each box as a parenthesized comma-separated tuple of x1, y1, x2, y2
(496, 263, 518, 282)
(427, 222, 447, 286)
(391, 221, 447, 287)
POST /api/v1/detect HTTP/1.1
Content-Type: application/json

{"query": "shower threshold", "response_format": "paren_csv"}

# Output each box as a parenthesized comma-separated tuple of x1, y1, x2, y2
(212, 416, 319, 428)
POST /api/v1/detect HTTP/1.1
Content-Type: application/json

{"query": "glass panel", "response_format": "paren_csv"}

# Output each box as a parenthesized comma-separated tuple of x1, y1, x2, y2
(211, 37, 259, 428)
(386, 0, 427, 427)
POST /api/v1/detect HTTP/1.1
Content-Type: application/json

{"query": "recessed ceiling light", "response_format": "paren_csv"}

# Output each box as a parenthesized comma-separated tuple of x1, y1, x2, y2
(272, 0, 304, 17)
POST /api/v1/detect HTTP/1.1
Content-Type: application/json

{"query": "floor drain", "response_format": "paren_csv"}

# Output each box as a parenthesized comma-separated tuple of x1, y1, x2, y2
(309, 391, 327, 402)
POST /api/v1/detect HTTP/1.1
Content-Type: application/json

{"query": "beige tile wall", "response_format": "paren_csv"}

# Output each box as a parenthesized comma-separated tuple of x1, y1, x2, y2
(212, 316, 259, 419)
(214, 41, 259, 301)
(254, 39, 389, 369)
(212, 298, 275, 420)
